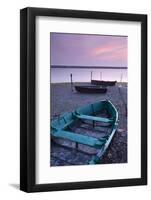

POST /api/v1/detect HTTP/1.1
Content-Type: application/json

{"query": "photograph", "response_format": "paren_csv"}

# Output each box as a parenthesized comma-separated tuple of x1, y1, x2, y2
(50, 32, 128, 166)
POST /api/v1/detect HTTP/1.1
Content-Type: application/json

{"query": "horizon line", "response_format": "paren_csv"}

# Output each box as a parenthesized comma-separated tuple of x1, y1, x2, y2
(51, 65, 127, 69)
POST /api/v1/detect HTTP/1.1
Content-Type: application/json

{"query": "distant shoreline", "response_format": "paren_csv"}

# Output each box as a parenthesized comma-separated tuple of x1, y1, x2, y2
(51, 65, 127, 69)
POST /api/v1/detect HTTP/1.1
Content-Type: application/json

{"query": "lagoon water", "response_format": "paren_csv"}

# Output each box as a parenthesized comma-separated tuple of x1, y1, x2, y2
(51, 68, 127, 83)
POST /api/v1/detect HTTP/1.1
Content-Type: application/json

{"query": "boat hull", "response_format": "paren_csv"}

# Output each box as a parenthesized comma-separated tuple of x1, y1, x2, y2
(51, 100, 118, 164)
(75, 85, 107, 93)
(91, 80, 116, 86)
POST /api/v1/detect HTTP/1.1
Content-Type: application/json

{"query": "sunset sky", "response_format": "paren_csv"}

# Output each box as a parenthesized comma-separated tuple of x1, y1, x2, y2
(50, 33, 127, 67)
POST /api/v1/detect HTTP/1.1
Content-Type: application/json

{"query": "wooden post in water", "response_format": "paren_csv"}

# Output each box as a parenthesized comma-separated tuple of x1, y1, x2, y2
(91, 71, 93, 81)
(70, 73, 73, 92)
(100, 72, 102, 80)
(120, 73, 123, 83)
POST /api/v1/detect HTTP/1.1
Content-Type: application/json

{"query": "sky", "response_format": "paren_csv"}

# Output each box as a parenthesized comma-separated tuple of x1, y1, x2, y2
(50, 33, 127, 68)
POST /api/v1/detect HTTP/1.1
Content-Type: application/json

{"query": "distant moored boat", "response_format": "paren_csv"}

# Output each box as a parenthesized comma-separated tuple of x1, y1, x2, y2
(74, 85, 107, 93)
(91, 80, 116, 86)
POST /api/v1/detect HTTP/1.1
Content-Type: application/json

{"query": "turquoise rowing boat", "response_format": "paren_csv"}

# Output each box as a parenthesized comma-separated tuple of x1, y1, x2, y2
(51, 100, 118, 164)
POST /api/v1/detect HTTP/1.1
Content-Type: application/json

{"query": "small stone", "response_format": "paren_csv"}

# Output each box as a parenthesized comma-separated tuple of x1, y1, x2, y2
(108, 152, 112, 159)
(118, 128, 125, 133)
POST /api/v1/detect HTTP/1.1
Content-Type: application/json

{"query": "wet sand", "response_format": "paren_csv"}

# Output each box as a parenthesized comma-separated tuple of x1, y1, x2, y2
(50, 82, 127, 166)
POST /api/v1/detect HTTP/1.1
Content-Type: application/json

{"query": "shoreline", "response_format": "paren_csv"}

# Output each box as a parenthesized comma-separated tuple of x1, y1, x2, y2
(51, 81, 128, 84)
(51, 82, 127, 166)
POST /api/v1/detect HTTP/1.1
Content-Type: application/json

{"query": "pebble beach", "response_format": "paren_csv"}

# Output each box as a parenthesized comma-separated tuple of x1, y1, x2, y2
(50, 82, 127, 166)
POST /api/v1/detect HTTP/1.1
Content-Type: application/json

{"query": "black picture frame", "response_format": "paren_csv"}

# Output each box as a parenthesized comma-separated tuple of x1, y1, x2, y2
(20, 7, 147, 192)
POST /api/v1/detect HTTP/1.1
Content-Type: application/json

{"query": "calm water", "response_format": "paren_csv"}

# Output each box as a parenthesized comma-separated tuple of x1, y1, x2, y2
(51, 68, 127, 83)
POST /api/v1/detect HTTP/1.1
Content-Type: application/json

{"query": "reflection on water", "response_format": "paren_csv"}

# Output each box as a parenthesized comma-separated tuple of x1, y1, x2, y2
(51, 68, 127, 83)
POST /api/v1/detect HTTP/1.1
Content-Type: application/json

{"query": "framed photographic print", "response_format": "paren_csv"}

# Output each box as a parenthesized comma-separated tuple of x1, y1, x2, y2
(20, 7, 147, 192)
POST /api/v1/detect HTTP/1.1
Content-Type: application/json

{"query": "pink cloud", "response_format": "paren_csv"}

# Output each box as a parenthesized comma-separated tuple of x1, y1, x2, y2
(91, 39, 127, 65)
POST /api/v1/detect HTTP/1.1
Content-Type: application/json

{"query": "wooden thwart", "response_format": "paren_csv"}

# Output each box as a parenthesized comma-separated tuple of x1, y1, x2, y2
(75, 114, 113, 123)
(54, 130, 106, 149)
